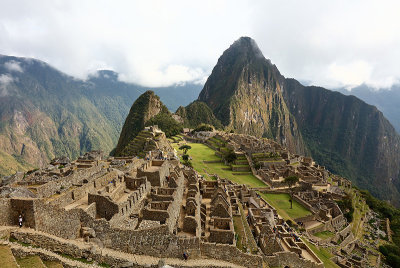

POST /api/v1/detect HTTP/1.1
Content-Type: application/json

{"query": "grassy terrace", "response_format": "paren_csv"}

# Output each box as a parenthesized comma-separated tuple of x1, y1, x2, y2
(259, 193, 311, 221)
(302, 239, 339, 268)
(172, 142, 266, 188)
(314, 231, 335, 240)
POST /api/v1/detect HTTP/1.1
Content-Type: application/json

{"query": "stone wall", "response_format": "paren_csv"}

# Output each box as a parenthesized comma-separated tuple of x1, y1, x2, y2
(200, 242, 263, 268)
(88, 193, 119, 220)
(36, 165, 104, 198)
(263, 251, 324, 268)
(293, 194, 317, 214)
(0, 198, 12, 225)
(11, 199, 36, 228)
(34, 201, 80, 239)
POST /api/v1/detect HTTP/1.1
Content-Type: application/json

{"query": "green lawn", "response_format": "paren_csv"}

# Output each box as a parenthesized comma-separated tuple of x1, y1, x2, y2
(259, 193, 311, 220)
(314, 231, 335, 240)
(172, 142, 266, 187)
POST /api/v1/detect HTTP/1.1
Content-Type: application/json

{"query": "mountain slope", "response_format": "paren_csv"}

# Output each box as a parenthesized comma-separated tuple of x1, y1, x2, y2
(114, 90, 181, 156)
(283, 79, 400, 204)
(197, 37, 400, 205)
(0, 55, 201, 176)
(175, 101, 223, 129)
(198, 37, 306, 154)
(337, 85, 400, 133)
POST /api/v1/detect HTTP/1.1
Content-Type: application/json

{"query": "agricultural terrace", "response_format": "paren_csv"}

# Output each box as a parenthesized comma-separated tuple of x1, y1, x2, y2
(171, 141, 266, 188)
(259, 192, 311, 221)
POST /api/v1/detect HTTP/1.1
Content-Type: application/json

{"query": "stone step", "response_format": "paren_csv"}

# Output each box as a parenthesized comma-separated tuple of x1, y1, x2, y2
(16, 255, 46, 268)
(0, 245, 20, 268)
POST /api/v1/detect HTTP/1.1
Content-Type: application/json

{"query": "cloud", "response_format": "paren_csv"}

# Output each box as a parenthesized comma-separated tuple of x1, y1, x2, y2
(4, 60, 23, 72)
(0, 0, 399, 89)
(0, 74, 14, 96)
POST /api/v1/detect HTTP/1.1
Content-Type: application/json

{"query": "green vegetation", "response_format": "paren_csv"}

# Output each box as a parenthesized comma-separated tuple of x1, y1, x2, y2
(145, 112, 183, 137)
(284, 176, 299, 209)
(172, 142, 265, 187)
(115, 90, 183, 155)
(359, 189, 400, 266)
(379, 244, 400, 267)
(175, 101, 223, 129)
(259, 193, 311, 221)
(193, 123, 214, 132)
(302, 239, 339, 268)
(336, 194, 354, 223)
(314, 231, 335, 240)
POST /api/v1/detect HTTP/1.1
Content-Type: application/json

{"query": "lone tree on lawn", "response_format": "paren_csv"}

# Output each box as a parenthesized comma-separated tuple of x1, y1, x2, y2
(179, 144, 192, 155)
(284, 175, 299, 209)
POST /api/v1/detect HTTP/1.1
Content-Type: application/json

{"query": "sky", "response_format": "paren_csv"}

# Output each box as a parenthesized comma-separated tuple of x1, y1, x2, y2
(0, 0, 399, 89)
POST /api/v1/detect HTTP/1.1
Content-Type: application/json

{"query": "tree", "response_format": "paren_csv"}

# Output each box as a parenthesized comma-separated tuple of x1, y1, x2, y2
(179, 144, 192, 155)
(223, 149, 237, 163)
(284, 176, 299, 209)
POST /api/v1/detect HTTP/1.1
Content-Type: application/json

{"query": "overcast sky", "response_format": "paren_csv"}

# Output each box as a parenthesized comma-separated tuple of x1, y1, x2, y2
(1, 0, 399, 89)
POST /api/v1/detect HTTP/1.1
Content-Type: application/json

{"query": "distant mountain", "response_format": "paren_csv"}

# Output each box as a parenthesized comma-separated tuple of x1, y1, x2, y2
(0, 55, 201, 176)
(336, 85, 400, 133)
(197, 37, 400, 205)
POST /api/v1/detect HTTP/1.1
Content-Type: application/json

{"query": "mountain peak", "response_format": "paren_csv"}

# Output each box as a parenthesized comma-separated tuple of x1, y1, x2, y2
(228, 36, 264, 59)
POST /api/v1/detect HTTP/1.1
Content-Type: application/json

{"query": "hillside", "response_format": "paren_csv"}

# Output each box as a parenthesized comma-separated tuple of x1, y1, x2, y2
(197, 37, 400, 205)
(337, 85, 400, 133)
(175, 101, 223, 129)
(198, 37, 306, 155)
(0, 55, 201, 176)
(114, 91, 182, 156)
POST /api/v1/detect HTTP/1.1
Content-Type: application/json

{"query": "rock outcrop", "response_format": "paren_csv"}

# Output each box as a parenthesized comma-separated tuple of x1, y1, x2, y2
(198, 37, 306, 155)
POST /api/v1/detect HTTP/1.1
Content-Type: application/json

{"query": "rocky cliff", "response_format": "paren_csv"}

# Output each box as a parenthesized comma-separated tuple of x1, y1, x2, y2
(198, 37, 306, 154)
(198, 37, 400, 205)
(283, 79, 400, 204)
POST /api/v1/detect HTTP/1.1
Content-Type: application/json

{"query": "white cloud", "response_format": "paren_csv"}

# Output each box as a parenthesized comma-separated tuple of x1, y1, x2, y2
(4, 60, 23, 72)
(0, 0, 399, 89)
(0, 74, 14, 96)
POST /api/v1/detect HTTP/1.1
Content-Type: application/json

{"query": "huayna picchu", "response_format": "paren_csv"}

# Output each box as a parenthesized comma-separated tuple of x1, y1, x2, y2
(196, 37, 400, 207)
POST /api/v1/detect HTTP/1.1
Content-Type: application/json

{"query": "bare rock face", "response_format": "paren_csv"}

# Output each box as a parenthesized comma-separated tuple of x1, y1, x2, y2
(198, 37, 306, 155)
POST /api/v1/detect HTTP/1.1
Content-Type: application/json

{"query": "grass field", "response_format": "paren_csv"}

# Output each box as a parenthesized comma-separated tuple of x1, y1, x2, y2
(0, 245, 19, 268)
(16, 256, 46, 268)
(314, 231, 335, 240)
(172, 142, 266, 187)
(259, 193, 311, 220)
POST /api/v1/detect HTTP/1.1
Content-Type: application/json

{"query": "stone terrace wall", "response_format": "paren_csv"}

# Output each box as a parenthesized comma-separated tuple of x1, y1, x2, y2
(34, 201, 81, 239)
(263, 251, 324, 268)
(200, 242, 263, 268)
(36, 165, 104, 198)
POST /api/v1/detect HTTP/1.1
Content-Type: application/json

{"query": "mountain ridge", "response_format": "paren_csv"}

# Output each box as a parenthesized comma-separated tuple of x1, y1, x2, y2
(198, 36, 400, 205)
